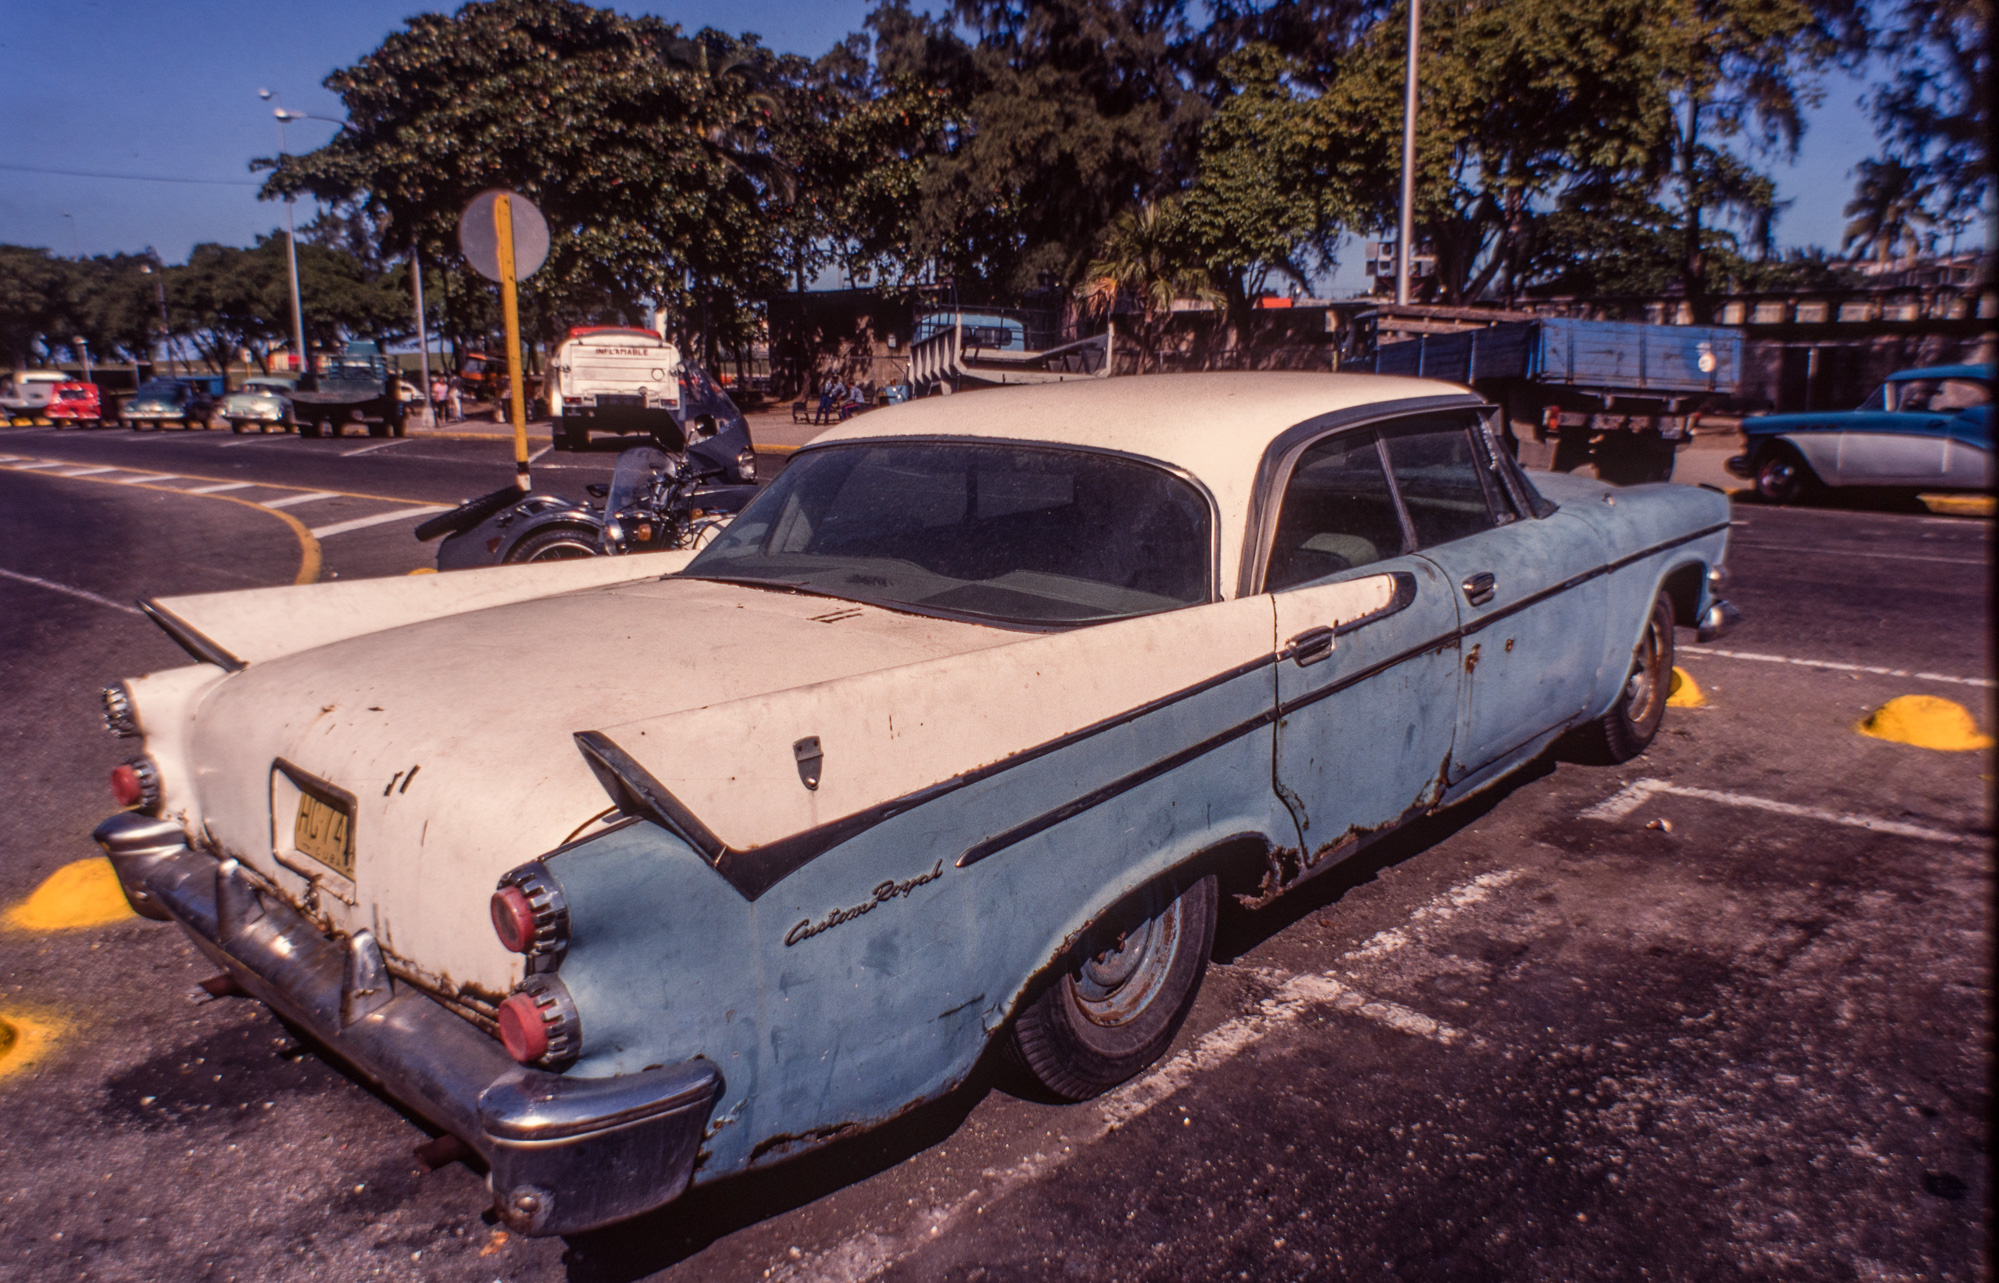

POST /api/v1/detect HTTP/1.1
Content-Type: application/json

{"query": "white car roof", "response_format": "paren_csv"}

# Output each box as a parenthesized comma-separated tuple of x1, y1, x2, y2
(807, 371, 1479, 594)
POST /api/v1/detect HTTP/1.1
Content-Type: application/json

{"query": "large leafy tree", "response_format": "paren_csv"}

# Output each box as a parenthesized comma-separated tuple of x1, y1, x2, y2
(259, 0, 791, 362)
(1862, 0, 1990, 244)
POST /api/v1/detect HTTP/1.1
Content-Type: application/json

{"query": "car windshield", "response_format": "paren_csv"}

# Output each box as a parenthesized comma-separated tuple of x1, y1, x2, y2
(682, 441, 1213, 626)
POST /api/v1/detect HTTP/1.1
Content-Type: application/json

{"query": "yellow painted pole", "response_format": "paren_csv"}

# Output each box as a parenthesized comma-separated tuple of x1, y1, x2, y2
(494, 193, 531, 491)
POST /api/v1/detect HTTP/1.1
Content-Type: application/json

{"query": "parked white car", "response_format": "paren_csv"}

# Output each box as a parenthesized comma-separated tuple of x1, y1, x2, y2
(93, 373, 1735, 1236)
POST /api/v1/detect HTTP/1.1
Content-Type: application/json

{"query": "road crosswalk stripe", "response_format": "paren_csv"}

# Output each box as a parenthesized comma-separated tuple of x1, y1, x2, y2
(309, 505, 452, 538)
(259, 491, 339, 509)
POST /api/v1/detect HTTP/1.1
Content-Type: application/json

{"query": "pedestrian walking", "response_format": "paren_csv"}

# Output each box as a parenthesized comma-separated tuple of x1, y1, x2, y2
(447, 377, 464, 424)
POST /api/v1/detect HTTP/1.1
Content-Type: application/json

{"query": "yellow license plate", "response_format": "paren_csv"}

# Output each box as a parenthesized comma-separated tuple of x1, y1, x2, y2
(293, 791, 354, 880)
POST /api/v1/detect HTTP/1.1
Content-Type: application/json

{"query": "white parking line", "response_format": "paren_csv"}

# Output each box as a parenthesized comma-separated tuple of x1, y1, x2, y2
(5, 460, 59, 470)
(1582, 777, 1974, 844)
(258, 491, 338, 509)
(528, 444, 553, 464)
(1679, 646, 1994, 690)
(770, 869, 1517, 1283)
(123, 473, 179, 485)
(52, 465, 120, 477)
(0, 567, 142, 616)
(183, 481, 253, 494)
(308, 505, 451, 538)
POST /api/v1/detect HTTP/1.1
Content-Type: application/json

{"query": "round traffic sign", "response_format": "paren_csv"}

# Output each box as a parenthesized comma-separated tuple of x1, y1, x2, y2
(458, 189, 550, 283)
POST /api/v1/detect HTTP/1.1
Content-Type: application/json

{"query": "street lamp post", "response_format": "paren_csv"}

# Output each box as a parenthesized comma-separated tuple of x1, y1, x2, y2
(140, 251, 171, 377)
(259, 90, 310, 375)
(1394, 0, 1421, 307)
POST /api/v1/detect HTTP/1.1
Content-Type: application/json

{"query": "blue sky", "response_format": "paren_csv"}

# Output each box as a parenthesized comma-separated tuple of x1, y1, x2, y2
(1, 0, 1887, 292)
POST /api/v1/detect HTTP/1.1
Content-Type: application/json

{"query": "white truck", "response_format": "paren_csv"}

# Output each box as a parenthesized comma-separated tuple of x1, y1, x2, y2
(545, 325, 683, 452)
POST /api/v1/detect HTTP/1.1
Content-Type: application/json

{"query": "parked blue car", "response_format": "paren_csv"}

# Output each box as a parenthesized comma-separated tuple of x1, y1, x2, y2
(92, 373, 1736, 1236)
(1730, 363, 1993, 502)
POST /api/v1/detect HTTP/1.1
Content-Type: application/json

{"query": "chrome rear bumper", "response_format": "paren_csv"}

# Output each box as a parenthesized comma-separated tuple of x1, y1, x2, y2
(93, 813, 720, 1236)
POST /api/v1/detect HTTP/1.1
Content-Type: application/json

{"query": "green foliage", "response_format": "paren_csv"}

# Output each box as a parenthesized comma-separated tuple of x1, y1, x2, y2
(259, 0, 793, 357)
(1864, 0, 1990, 237)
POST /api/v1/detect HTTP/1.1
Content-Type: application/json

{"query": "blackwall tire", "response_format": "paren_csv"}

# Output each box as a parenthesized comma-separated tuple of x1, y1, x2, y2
(1577, 591, 1674, 764)
(1003, 873, 1217, 1102)
(1754, 445, 1813, 504)
(503, 526, 601, 564)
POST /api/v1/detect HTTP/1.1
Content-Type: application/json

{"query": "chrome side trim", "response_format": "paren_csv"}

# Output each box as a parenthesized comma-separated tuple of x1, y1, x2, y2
(137, 599, 246, 672)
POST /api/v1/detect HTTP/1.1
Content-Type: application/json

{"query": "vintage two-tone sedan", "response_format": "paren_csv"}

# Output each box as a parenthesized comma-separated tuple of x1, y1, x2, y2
(92, 373, 1738, 1235)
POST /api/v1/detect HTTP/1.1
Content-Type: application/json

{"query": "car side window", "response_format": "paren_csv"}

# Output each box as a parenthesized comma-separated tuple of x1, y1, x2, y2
(1382, 421, 1499, 549)
(1264, 430, 1405, 591)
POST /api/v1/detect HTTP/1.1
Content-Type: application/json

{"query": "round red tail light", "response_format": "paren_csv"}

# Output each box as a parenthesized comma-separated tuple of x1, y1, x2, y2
(491, 886, 537, 953)
(497, 992, 549, 1063)
(110, 757, 159, 810)
(110, 764, 143, 807)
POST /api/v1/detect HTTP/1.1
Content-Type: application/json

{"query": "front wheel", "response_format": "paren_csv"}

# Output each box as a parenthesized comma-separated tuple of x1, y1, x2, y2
(1754, 445, 1813, 504)
(502, 525, 601, 564)
(1003, 873, 1217, 1101)
(1576, 591, 1674, 763)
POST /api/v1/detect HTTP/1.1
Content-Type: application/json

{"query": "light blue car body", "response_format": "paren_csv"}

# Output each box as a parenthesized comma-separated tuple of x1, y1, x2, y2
(536, 404, 1731, 1184)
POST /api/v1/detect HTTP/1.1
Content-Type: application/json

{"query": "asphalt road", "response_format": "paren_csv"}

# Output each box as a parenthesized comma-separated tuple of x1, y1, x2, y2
(0, 422, 1988, 1282)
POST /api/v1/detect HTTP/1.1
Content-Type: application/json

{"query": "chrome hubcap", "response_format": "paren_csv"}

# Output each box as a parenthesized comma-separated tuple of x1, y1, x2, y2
(1071, 895, 1182, 1027)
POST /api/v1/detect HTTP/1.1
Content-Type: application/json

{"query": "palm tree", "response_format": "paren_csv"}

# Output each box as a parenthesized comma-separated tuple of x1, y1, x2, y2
(1842, 158, 1936, 265)
(1074, 201, 1219, 373)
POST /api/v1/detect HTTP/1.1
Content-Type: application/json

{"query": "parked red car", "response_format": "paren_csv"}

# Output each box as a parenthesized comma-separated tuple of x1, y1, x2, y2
(46, 382, 104, 427)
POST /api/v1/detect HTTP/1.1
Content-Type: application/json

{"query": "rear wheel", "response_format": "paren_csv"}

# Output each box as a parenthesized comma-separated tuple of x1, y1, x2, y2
(1003, 873, 1216, 1101)
(1754, 444, 1813, 504)
(1576, 591, 1674, 763)
(503, 525, 600, 563)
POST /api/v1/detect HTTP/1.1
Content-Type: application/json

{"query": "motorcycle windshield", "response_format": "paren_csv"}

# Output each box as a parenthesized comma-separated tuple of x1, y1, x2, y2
(606, 446, 673, 514)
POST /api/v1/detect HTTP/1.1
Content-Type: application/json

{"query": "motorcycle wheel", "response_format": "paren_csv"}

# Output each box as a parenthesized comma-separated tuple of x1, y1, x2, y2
(503, 526, 600, 563)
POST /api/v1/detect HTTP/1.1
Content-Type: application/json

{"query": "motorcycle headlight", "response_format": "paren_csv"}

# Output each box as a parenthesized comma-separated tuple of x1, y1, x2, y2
(735, 448, 757, 483)
(601, 519, 626, 553)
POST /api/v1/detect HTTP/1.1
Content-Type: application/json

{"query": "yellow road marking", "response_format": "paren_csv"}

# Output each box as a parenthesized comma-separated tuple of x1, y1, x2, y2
(0, 455, 452, 509)
(3, 858, 136, 931)
(1919, 492, 1996, 517)
(0, 1010, 62, 1081)
(1857, 695, 1994, 751)
(2, 461, 329, 584)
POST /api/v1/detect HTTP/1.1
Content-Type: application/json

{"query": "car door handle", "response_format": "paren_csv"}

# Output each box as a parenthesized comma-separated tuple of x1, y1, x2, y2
(1461, 572, 1496, 607)
(1287, 627, 1335, 667)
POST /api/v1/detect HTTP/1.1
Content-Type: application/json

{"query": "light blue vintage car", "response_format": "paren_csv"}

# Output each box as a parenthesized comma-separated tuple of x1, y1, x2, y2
(1731, 363, 1993, 502)
(92, 373, 1735, 1235)
(220, 374, 298, 434)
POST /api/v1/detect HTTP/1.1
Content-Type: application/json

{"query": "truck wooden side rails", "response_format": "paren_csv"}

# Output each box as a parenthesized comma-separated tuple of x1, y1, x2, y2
(1363, 310, 1743, 484)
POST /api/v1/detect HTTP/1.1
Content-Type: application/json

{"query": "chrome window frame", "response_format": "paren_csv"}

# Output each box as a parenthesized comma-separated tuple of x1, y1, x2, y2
(1238, 393, 1488, 597)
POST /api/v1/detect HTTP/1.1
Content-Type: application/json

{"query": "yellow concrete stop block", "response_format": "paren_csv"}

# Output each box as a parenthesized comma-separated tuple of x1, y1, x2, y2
(3, 858, 137, 932)
(1857, 695, 1994, 751)
(1666, 666, 1706, 708)
(0, 1010, 61, 1080)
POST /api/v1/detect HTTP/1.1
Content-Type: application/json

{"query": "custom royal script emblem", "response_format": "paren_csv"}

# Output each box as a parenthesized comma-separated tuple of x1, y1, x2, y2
(784, 860, 945, 947)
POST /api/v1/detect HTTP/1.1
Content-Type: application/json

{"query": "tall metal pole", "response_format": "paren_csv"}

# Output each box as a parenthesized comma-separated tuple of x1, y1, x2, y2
(284, 198, 306, 374)
(1395, 0, 1421, 306)
(410, 239, 434, 428)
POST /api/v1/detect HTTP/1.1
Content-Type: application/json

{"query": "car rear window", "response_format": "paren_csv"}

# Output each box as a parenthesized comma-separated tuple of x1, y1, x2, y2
(684, 441, 1213, 626)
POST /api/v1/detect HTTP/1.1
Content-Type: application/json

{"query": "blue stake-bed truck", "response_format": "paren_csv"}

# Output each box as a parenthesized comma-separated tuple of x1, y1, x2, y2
(1361, 308, 1744, 484)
